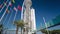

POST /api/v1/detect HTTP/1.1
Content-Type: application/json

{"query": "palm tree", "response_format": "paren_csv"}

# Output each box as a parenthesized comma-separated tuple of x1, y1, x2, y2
(14, 20, 24, 34)
(14, 21, 18, 34)
(0, 24, 3, 34)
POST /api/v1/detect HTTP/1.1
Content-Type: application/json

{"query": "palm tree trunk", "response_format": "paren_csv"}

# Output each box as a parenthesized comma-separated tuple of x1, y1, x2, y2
(21, 27, 23, 34)
(16, 26, 18, 34)
(26, 28, 28, 34)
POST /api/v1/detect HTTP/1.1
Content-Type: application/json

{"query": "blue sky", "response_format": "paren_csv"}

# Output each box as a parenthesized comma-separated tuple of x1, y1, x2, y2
(0, 0, 60, 34)
(32, 0, 60, 29)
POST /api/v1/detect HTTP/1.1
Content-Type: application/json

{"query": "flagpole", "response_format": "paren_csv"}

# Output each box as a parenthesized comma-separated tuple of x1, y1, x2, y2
(40, 23, 43, 30)
(0, 0, 9, 13)
(0, 1, 10, 22)
(21, 3, 25, 34)
(43, 17, 49, 34)
(0, 5, 5, 13)
(13, 8, 18, 24)
(7, 8, 13, 24)
(21, 2, 24, 20)
(3, 8, 11, 23)
(3, 13, 9, 25)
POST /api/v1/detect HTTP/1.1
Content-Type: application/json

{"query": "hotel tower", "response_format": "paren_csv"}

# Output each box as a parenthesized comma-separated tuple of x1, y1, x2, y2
(21, 0, 36, 34)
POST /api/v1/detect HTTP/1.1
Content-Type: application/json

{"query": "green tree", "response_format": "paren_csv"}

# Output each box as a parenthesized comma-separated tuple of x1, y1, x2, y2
(0, 24, 3, 34)
(14, 20, 24, 34)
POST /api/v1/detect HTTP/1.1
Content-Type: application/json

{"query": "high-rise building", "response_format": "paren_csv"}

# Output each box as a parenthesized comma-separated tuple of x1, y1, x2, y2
(21, 0, 36, 34)
(30, 8, 36, 33)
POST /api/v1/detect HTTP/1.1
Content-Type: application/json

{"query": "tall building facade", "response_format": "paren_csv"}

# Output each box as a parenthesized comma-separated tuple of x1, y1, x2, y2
(21, 0, 36, 34)
(30, 8, 36, 33)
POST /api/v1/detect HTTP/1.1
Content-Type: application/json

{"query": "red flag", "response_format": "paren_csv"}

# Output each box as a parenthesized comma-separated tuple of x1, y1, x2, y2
(17, 5, 22, 11)
(9, 2, 12, 7)
(14, 7, 18, 11)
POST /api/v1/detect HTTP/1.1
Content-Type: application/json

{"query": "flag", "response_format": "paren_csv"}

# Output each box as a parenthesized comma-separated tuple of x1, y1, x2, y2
(0, 4, 2, 8)
(9, 2, 12, 7)
(11, 0, 15, 3)
(13, 7, 18, 11)
(43, 17, 50, 34)
(43, 17, 48, 27)
(4, 2, 6, 6)
(6, 9, 10, 13)
(17, 5, 22, 11)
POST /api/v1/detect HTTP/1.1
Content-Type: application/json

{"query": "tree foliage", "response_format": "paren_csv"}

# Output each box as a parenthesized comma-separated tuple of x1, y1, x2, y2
(41, 29, 60, 34)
